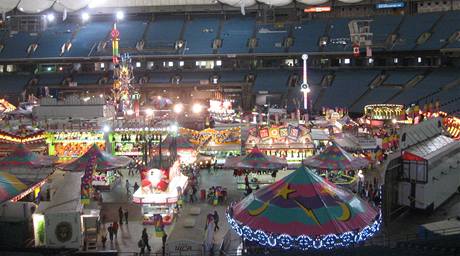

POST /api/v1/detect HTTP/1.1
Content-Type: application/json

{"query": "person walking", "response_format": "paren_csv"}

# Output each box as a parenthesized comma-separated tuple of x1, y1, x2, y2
(101, 233, 107, 248)
(125, 179, 131, 195)
(162, 232, 168, 256)
(192, 185, 198, 202)
(112, 221, 119, 238)
(118, 206, 123, 225)
(124, 209, 129, 224)
(213, 210, 220, 231)
(141, 228, 151, 252)
(107, 224, 114, 242)
(133, 182, 139, 193)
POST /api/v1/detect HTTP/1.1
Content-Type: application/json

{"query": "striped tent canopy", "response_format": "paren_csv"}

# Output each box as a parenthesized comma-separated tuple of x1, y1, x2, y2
(227, 166, 380, 250)
(224, 147, 287, 170)
(0, 144, 55, 183)
(157, 135, 195, 151)
(0, 172, 28, 204)
(303, 143, 369, 170)
(59, 144, 131, 172)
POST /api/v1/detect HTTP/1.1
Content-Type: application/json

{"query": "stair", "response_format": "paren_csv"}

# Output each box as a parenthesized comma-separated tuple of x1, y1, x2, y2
(386, 15, 406, 50)
(386, 71, 428, 103)
(349, 72, 388, 110)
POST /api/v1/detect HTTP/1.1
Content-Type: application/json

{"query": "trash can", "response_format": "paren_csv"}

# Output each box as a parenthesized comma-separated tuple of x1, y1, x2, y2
(200, 189, 206, 201)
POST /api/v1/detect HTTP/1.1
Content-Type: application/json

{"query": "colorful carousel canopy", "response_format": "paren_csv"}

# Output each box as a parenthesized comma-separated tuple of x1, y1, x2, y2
(59, 144, 131, 171)
(0, 144, 55, 183)
(227, 166, 380, 250)
(0, 172, 28, 204)
(224, 147, 287, 170)
(303, 143, 369, 170)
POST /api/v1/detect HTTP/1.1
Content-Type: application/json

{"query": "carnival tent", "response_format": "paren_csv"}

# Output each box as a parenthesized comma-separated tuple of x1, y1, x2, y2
(157, 135, 195, 151)
(0, 144, 55, 182)
(303, 143, 369, 170)
(224, 147, 287, 170)
(0, 172, 28, 204)
(227, 166, 380, 250)
(59, 144, 131, 171)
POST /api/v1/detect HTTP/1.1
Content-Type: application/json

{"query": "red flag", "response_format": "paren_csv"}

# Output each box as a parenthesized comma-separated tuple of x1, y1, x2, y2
(353, 44, 360, 57)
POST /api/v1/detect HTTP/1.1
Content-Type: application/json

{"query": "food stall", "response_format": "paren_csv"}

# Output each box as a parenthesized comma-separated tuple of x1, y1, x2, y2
(58, 144, 132, 195)
(46, 131, 105, 161)
(133, 161, 188, 225)
(245, 123, 315, 166)
(110, 127, 165, 156)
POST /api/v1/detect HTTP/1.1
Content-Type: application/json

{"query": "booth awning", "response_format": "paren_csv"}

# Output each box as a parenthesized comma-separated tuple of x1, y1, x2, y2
(404, 135, 460, 164)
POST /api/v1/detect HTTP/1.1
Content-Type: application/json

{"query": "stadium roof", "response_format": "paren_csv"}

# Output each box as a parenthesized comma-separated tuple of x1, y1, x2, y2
(0, 0, 364, 14)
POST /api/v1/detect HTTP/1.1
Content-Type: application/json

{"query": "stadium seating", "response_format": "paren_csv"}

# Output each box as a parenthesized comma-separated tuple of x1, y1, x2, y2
(371, 15, 403, 47)
(323, 18, 352, 52)
(316, 70, 379, 108)
(31, 23, 76, 58)
(116, 20, 148, 49)
(0, 32, 38, 59)
(384, 70, 420, 84)
(290, 20, 326, 53)
(254, 23, 288, 53)
(65, 22, 112, 57)
(72, 73, 101, 85)
(0, 74, 30, 98)
(252, 69, 292, 93)
(393, 12, 441, 51)
(143, 17, 184, 52)
(352, 86, 402, 112)
(183, 17, 220, 55)
(219, 16, 255, 54)
(390, 69, 459, 105)
(38, 73, 64, 85)
(417, 11, 460, 50)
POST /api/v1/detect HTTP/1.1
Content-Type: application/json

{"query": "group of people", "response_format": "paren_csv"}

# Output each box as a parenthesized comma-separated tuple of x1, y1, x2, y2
(101, 207, 130, 248)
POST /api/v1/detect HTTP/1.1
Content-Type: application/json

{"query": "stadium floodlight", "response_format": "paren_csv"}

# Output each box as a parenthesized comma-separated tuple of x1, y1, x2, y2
(46, 13, 55, 22)
(81, 12, 90, 22)
(116, 11, 124, 21)
(192, 103, 203, 114)
(173, 103, 183, 114)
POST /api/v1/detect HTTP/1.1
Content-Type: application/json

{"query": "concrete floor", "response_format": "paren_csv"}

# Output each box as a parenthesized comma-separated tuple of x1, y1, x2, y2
(93, 166, 460, 254)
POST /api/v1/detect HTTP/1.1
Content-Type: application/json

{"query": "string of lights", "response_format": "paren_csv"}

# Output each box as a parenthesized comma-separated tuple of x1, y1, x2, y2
(226, 211, 382, 251)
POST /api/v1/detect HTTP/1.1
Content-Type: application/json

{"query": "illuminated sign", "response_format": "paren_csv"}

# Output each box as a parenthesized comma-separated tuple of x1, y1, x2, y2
(375, 2, 405, 9)
(304, 6, 332, 13)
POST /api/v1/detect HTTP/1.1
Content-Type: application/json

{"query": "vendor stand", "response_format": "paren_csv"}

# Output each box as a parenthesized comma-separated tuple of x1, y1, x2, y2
(245, 123, 315, 166)
(58, 144, 131, 192)
(132, 161, 188, 225)
(46, 131, 105, 161)
(110, 127, 165, 156)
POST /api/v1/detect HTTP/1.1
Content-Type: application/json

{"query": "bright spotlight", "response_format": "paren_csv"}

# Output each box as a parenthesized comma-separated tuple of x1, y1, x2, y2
(102, 125, 111, 133)
(81, 12, 90, 22)
(192, 103, 203, 114)
(173, 103, 183, 114)
(126, 109, 134, 116)
(46, 13, 55, 22)
(145, 108, 154, 116)
(116, 11, 124, 20)
(169, 124, 178, 133)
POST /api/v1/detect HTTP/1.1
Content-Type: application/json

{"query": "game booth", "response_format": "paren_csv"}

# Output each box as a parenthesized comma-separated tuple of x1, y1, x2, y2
(362, 104, 405, 127)
(46, 131, 106, 161)
(226, 166, 381, 252)
(133, 161, 188, 225)
(245, 124, 315, 166)
(0, 127, 47, 157)
(58, 144, 132, 192)
(224, 147, 288, 190)
(303, 143, 369, 190)
(110, 127, 165, 157)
